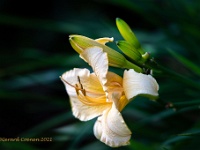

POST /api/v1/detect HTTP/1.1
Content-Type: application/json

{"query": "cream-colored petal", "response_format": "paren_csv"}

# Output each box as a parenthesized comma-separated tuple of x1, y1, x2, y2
(111, 92, 129, 112)
(93, 101, 131, 147)
(68, 95, 111, 121)
(123, 69, 159, 100)
(106, 72, 123, 87)
(95, 37, 114, 45)
(61, 68, 111, 121)
(77, 72, 105, 97)
(80, 46, 108, 90)
(104, 72, 123, 102)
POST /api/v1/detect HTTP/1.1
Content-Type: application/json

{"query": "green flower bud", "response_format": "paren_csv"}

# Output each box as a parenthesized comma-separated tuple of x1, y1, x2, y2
(116, 40, 142, 61)
(116, 18, 141, 49)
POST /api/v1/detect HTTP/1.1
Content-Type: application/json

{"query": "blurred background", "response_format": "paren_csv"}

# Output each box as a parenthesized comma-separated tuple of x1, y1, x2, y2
(1, 0, 200, 150)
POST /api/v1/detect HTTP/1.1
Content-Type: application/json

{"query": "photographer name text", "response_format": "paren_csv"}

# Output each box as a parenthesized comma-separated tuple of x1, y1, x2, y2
(0, 137, 53, 142)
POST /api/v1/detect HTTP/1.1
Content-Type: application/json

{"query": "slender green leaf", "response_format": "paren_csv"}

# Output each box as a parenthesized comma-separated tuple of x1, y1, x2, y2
(168, 49, 200, 77)
(20, 112, 73, 137)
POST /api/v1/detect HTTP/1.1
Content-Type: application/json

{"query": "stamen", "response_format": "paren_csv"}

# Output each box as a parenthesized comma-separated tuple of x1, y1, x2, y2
(75, 84, 79, 95)
(60, 76, 77, 88)
(77, 76, 86, 96)
(81, 89, 86, 96)
(77, 76, 83, 89)
(60, 76, 86, 96)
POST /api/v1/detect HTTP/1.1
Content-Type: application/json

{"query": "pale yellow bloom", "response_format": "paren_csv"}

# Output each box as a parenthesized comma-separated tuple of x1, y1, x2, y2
(60, 46, 159, 147)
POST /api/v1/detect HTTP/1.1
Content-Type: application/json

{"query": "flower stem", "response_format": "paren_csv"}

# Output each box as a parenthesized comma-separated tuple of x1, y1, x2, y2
(125, 59, 144, 73)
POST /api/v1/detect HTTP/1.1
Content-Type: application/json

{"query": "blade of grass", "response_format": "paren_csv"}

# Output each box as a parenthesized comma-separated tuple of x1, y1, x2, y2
(129, 140, 156, 150)
(1, 142, 40, 150)
(0, 14, 80, 33)
(20, 112, 73, 137)
(172, 99, 200, 108)
(168, 49, 200, 77)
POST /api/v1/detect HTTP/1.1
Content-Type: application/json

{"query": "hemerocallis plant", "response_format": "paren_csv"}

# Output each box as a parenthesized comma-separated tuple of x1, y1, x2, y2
(60, 46, 159, 147)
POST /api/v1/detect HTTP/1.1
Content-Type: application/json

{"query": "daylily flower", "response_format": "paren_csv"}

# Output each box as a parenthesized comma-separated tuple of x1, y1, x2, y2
(60, 46, 159, 147)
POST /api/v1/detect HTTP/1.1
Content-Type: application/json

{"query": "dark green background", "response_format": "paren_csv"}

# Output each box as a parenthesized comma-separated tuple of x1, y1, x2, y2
(1, 0, 200, 150)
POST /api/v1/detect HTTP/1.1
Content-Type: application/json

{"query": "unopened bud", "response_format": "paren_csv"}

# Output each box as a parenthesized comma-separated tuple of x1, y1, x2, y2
(117, 40, 142, 61)
(116, 18, 143, 52)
